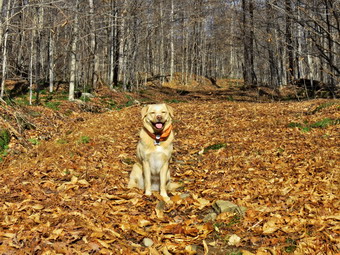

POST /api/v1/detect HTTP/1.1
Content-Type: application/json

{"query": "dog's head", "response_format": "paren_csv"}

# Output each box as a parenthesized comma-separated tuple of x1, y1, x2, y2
(141, 104, 174, 133)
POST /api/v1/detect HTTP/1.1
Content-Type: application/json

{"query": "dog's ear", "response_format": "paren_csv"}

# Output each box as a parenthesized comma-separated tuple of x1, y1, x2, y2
(166, 104, 174, 118)
(141, 105, 149, 119)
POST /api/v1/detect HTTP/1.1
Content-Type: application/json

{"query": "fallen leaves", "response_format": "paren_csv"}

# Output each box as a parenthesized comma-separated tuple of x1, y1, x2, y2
(0, 98, 339, 254)
(262, 217, 282, 234)
(228, 234, 241, 246)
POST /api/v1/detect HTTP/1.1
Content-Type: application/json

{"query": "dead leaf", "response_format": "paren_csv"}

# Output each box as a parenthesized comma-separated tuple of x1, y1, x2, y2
(202, 239, 209, 255)
(195, 197, 210, 209)
(228, 234, 241, 246)
(3, 233, 16, 238)
(96, 239, 110, 249)
(78, 179, 90, 186)
(138, 219, 151, 227)
(32, 204, 44, 210)
(262, 218, 280, 234)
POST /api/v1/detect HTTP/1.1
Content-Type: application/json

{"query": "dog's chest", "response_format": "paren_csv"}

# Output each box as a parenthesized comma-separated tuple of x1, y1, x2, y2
(148, 146, 170, 174)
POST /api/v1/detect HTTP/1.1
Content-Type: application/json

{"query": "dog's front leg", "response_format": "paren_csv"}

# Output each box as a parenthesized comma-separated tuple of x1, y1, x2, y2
(143, 161, 152, 196)
(160, 162, 170, 200)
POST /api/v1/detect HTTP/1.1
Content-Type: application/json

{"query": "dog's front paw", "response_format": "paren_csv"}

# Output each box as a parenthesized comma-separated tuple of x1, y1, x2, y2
(163, 196, 170, 202)
(145, 190, 152, 196)
(160, 192, 170, 201)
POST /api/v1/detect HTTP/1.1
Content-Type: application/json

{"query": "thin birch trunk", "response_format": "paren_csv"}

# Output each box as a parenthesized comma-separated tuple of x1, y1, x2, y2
(108, 26, 115, 88)
(285, 0, 294, 84)
(49, 30, 54, 93)
(0, 24, 8, 99)
(118, 0, 127, 89)
(297, 1, 304, 78)
(159, 0, 164, 85)
(230, 10, 236, 78)
(0, 0, 10, 99)
(0, 0, 4, 46)
(181, 14, 185, 84)
(89, 0, 98, 89)
(184, 17, 189, 85)
(69, 0, 79, 101)
(169, 0, 174, 81)
(29, 33, 34, 105)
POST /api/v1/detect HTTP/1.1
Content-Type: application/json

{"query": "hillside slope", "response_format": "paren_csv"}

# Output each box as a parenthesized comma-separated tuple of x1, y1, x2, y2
(0, 98, 339, 254)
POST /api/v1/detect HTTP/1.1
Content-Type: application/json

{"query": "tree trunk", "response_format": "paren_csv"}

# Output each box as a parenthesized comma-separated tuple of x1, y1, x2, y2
(324, 0, 336, 96)
(35, 4, 44, 104)
(113, 1, 119, 88)
(0, 0, 4, 45)
(296, 1, 304, 79)
(108, 1, 116, 88)
(285, 0, 294, 84)
(49, 29, 54, 93)
(0, 0, 11, 99)
(69, 0, 79, 101)
(118, 0, 127, 90)
(159, 0, 165, 85)
(249, 1, 256, 85)
(266, 0, 279, 87)
(170, 0, 175, 81)
(242, 0, 255, 87)
(29, 32, 35, 105)
(89, 0, 98, 89)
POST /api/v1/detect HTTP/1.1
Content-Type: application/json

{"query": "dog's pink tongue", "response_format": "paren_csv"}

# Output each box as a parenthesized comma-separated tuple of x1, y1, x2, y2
(155, 123, 163, 129)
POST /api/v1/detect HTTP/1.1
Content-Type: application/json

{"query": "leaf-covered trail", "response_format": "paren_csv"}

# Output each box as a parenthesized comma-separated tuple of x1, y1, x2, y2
(1, 100, 339, 254)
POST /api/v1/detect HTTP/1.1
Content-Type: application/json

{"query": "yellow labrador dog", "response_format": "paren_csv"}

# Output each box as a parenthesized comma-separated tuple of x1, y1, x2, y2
(128, 103, 174, 200)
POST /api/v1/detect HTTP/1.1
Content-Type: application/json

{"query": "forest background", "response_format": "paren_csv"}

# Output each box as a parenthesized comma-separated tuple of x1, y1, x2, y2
(0, 0, 339, 254)
(0, 0, 339, 99)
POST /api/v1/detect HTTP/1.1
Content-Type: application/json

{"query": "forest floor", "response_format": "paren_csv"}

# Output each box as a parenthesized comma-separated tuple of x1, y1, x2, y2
(0, 81, 339, 254)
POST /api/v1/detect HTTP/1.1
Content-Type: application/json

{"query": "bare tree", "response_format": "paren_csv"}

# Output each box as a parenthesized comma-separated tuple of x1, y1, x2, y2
(285, 0, 294, 84)
(69, 0, 79, 101)
(242, 0, 256, 87)
(88, 0, 98, 89)
(0, 0, 11, 99)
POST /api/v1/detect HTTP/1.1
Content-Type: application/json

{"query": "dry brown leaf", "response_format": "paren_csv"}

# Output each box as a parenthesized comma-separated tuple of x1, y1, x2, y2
(228, 234, 241, 246)
(262, 218, 280, 234)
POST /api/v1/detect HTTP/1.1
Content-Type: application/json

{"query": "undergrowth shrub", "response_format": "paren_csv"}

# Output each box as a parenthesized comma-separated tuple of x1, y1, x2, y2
(45, 101, 61, 111)
(0, 129, 10, 161)
(204, 143, 226, 152)
(288, 118, 339, 132)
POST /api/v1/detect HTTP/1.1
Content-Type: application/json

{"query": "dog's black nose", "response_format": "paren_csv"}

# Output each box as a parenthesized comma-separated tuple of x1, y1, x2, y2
(156, 115, 162, 120)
